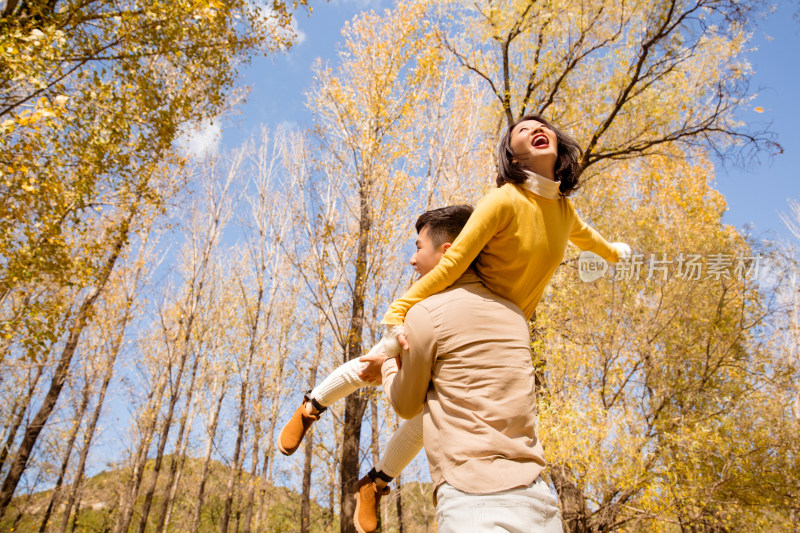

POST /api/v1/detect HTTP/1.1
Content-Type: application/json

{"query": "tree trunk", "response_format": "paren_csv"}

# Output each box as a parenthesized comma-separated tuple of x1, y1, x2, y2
(328, 427, 341, 530)
(155, 349, 201, 533)
(370, 396, 381, 532)
(135, 150, 230, 533)
(300, 429, 315, 533)
(254, 350, 286, 528)
(134, 342, 191, 533)
(0, 212, 134, 521)
(550, 464, 588, 533)
(38, 367, 93, 533)
(59, 343, 119, 533)
(113, 367, 169, 533)
(340, 186, 372, 533)
(395, 474, 403, 533)
(69, 492, 83, 532)
(220, 305, 261, 533)
(242, 414, 260, 533)
(301, 313, 326, 533)
(191, 377, 227, 532)
(133, 345, 184, 533)
(136, 205, 221, 532)
(0, 362, 45, 475)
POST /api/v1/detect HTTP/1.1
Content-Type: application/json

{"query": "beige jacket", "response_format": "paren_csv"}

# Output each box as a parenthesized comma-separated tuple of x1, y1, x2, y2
(381, 269, 546, 496)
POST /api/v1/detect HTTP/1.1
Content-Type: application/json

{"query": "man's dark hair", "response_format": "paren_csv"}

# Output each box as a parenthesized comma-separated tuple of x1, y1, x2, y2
(496, 114, 583, 196)
(415, 205, 474, 247)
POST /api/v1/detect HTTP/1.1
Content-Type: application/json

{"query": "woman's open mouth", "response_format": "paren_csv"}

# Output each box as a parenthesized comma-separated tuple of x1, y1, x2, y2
(532, 134, 549, 148)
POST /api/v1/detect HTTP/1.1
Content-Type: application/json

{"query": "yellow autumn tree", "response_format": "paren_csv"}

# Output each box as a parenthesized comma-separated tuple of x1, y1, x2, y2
(304, 3, 444, 530)
(301, 2, 510, 529)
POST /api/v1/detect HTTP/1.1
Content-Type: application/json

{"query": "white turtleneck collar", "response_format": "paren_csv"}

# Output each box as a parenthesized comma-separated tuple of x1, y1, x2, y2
(520, 169, 561, 200)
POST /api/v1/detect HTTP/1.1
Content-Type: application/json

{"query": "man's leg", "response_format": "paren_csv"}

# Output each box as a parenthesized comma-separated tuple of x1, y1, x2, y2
(353, 415, 423, 533)
(278, 358, 378, 456)
(435, 477, 562, 533)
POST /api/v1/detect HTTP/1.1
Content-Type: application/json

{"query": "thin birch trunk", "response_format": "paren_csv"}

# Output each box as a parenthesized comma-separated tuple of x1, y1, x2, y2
(0, 363, 45, 474)
(329, 424, 341, 530)
(155, 348, 201, 533)
(45, 221, 143, 532)
(370, 396, 381, 532)
(220, 309, 260, 533)
(136, 153, 235, 533)
(254, 352, 286, 528)
(395, 473, 403, 533)
(241, 412, 261, 533)
(301, 313, 326, 533)
(340, 185, 372, 533)
(135, 334, 192, 533)
(59, 345, 118, 533)
(191, 373, 227, 532)
(38, 369, 92, 533)
(114, 367, 169, 533)
(300, 425, 316, 533)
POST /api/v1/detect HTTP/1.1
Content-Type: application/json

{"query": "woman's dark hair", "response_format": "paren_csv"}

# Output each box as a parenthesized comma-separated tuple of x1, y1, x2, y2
(496, 114, 583, 196)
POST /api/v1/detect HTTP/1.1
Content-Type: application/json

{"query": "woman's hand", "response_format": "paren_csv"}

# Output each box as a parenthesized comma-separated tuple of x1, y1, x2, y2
(398, 332, 409, 350)
(611, 242, 632, 261)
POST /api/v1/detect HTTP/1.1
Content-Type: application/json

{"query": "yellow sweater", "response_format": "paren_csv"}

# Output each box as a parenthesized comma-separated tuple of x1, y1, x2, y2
(382, 181, 619, 324)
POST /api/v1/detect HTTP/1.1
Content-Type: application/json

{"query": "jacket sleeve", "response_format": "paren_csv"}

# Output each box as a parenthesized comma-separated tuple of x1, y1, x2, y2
(568, 201, 620, 263)
(381, 187, 513, 325)
(381, 304, 437, 419)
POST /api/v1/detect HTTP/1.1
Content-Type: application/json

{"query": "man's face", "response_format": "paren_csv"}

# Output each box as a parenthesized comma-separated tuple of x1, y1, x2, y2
(410, 226, 449, 278)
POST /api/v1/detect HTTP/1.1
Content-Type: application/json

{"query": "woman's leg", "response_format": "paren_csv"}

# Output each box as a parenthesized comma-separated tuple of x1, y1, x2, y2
(309, 358, 378, 407)
(375, 413, 424, 478)
(279, 359, 379, 456)
(353, 414, 424, 533)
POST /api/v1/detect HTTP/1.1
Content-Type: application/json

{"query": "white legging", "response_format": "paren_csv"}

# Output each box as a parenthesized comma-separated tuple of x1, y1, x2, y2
(310, 358, 423, 478)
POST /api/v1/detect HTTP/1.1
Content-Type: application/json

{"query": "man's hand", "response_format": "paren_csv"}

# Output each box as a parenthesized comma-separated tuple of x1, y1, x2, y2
(358, 352, 388, 383)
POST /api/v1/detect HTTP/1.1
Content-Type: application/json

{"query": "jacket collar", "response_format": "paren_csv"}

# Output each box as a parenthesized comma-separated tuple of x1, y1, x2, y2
(520, 169, 561, 200)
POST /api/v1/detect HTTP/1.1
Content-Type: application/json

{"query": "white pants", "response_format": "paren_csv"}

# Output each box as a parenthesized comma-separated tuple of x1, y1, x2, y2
(436, 478, 563, 533)
(310, 358, 424, 478)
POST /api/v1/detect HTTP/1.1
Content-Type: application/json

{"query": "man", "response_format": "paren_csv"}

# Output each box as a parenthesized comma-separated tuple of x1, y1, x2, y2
(359, 205, 562, 532)
(350, 205, 474, 532)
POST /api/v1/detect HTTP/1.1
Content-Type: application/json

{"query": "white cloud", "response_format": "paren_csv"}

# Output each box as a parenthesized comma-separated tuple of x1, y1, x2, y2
(292, 19, 306, 45)
(177, 120, 222, 159)
(277, 120, 298, 132)
(252, 1, 306, 46)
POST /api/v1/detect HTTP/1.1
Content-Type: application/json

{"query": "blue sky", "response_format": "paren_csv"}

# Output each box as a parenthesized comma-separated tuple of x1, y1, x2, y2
(205, 0, 800, 242)
(713, 1, 800, 241)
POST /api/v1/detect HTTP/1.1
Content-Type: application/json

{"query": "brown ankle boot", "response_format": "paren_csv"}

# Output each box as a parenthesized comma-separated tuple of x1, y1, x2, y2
(353, 475, 390, 533)
(277, 398, 321, 456)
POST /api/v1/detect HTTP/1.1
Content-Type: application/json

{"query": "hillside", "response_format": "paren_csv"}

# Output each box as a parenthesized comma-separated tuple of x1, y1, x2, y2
(1, 456, 436, 532)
